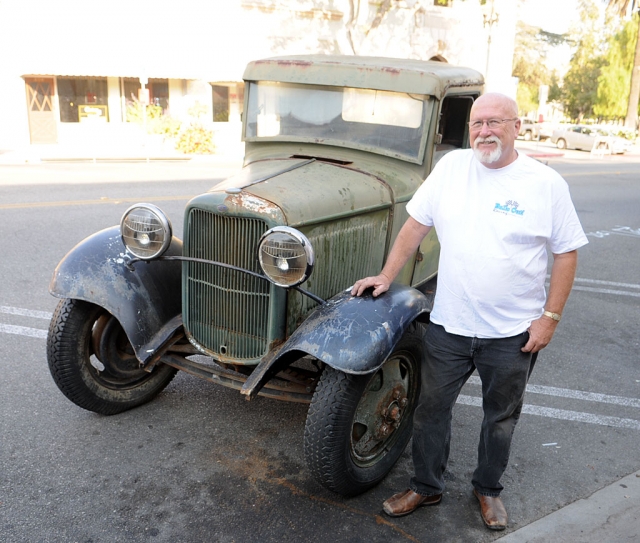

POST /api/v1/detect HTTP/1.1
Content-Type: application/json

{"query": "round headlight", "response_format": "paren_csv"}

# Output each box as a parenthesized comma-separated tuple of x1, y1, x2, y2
(258, 227, 314, 288)
(120, 203, 172, 260)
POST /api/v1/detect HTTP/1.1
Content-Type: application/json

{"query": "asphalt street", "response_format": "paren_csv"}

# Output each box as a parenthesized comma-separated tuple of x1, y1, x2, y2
(0, 149, 639, 542)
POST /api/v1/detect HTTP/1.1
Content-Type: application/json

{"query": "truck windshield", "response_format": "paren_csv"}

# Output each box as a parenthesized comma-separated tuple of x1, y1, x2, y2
(245, 81, 430, 161)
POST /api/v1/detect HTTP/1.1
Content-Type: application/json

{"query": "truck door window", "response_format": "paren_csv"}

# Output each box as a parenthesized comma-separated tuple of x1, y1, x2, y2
(434, 95, 475, 164)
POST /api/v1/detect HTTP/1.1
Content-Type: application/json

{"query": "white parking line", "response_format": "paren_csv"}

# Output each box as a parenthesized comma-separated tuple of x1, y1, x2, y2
(467, 376, 640, 408)
(0, 323, 48, 339)
(2, 303, 639, 431)
(571, 285, 640, 297)
(457, 395, 640, 430)
(545, 277, 640, 298)
(574, 278, 640, 289)
(0, 306, 52, 319)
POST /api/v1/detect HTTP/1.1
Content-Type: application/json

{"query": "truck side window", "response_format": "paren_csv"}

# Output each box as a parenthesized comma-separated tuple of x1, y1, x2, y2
(434, 95, 475, 164)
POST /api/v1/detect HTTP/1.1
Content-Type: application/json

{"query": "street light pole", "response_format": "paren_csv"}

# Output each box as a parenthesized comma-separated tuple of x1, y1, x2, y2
(482, 0, 499, 83)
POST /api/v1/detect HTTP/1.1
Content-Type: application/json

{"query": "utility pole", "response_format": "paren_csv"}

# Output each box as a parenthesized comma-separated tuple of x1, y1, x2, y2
(482, 0, 499, 83)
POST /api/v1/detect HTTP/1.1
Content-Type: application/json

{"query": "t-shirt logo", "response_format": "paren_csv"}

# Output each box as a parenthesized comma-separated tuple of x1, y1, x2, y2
(494, 199, 525, 216)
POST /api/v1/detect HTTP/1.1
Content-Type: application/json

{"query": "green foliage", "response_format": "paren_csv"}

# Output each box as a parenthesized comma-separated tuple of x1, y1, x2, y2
(563, 56, 605, 120)
(125, 99, 181, 137)
(126, 98, 216, 155)
(125, 100, 163, 123)
(548, 73, 563, 102)
(594, 15, 638, 118)
(187, 102, 210, 121)
(560, 0, 608, 120)
(515, 80, 538, 114)
(152, 116, 182, 139)
(512, 21, 557, 115)
(175, 124, 216, 155)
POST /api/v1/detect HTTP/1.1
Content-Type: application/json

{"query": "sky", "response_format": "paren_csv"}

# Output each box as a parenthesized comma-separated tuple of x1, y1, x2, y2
(519, 0, 581, 35)
(518, 0, 584, 71)
(520, 0, 579, 34)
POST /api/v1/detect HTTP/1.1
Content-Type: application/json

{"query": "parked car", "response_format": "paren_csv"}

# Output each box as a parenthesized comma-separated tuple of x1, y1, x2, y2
(551, 124, 629, 154)
(47, 55, 484, 497)
(518, 118, 540, 140)
(537, 121, 554, 141)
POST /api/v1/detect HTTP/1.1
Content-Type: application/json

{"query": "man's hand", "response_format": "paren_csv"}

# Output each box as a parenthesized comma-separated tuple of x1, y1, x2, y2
(350, 218, 432, 299)
(351, 273, 392, 298)
(521, 316, 558, 353)
(522, 249, 578, 354)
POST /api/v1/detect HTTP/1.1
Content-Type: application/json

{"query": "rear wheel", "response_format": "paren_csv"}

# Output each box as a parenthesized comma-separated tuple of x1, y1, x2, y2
(556, 138, 567, 149)
(303, 325, 422, 496)
(47, 298, 177, 415)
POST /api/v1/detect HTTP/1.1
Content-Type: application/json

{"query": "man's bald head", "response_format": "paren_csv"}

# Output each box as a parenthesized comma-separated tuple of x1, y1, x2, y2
(471, 93, 518, 118)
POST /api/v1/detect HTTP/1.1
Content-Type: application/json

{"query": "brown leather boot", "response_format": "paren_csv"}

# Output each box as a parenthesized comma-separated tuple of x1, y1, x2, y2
(473, 489, 508, 530)
(382, 489, 442, 517)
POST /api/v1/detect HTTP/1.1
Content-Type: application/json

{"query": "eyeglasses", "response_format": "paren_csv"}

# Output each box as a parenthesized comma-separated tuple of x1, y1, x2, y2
(468, 118, 518, 131)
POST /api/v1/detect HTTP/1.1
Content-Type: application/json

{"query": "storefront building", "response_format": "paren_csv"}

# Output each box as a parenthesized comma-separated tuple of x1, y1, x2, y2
(0, 0, 516, 154)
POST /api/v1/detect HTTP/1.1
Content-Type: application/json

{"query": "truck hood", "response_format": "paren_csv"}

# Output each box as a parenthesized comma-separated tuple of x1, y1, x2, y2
(209, 158, 392, 227)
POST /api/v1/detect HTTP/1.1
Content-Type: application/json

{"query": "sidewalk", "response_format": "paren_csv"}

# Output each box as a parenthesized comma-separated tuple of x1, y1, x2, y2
(2, 138, 638, 165)
(516, 138, 640, 161)
(498, 469, 640, 542)
(0, 139, 244, 165)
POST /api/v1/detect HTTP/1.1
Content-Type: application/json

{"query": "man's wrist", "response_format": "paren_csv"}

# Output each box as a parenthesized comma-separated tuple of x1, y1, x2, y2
(542, 310, 561, 322)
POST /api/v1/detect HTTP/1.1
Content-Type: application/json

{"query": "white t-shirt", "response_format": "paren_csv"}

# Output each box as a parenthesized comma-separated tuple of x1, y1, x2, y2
(406, 149, 588, 338)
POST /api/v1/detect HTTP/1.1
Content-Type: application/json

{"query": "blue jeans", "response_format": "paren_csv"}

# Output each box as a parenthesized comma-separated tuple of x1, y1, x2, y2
(409, 323, 537, 497)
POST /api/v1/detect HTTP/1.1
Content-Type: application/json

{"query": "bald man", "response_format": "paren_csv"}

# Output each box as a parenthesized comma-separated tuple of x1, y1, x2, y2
(352, 93, 588, 530)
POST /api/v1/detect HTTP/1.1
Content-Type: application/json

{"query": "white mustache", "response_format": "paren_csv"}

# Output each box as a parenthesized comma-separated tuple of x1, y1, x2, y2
(474, 136, 500, 146)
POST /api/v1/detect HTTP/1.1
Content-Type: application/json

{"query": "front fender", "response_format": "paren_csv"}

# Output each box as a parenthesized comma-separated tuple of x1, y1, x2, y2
(241, 283, 431, 399)
(49, 226, 183, 365)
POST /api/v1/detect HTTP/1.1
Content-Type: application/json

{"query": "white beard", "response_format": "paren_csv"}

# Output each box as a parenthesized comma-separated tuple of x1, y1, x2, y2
(473, 136, 503, 164)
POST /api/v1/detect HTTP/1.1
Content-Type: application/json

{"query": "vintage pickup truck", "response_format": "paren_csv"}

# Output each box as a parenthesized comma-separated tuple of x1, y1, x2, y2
(47, 54, 484, 496)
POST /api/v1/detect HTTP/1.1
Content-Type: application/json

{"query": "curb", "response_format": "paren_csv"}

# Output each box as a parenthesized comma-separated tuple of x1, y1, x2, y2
(498, 471, 640, 542)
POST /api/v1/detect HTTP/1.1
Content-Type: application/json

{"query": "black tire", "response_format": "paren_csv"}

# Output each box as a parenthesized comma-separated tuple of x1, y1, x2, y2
(523, 130, 532, 141)
(303, 325, 423, 496)
(46, 298, 177, 415)
(556, 138, 567, 149)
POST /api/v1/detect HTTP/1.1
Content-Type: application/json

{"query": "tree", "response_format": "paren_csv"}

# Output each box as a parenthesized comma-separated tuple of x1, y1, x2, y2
(512, 20, 568, 115)
(562, 0, 607, 121)
(606, 0, 640, 128)
(594, 15, 639, 118)
(513, 22, 546, 113)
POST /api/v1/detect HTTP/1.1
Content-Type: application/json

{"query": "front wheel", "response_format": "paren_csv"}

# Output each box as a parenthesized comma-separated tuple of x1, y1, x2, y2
(523, 131, 532, 141)
(47, 298, 177, 415)
(556, 138, 567, 149)
(303, 325, 423, 496)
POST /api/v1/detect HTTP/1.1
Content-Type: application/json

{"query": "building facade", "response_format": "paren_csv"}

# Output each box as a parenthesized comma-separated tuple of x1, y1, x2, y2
(0, 0, 517, 154)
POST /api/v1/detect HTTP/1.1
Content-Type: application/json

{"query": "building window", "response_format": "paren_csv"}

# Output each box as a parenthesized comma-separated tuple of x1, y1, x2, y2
(149, 79, 169, 111)
(122, 78, 140, 106)
(122, 78, 169, 116)
(57, 77, 108, 122)
(212, 85, 229, 122)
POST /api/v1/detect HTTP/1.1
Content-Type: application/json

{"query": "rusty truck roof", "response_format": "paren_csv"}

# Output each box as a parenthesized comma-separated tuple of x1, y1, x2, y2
(243, 55, 484, 99)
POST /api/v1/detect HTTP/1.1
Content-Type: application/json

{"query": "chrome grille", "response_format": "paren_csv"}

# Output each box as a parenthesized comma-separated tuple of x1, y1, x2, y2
(184, 209, 269, 361)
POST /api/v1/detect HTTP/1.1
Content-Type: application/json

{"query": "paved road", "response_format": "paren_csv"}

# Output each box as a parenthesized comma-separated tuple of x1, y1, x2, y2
(1, 154, 639, 542)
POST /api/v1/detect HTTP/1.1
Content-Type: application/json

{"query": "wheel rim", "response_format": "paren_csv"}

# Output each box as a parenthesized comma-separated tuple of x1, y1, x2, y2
(87, 312, 151, 389)
(350, 352, 418, 467)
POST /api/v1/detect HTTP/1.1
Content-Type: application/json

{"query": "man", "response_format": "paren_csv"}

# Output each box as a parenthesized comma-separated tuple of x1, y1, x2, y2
(351, 93, 588, 530)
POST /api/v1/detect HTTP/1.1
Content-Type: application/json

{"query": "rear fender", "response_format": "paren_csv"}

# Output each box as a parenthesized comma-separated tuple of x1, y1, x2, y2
(241, 283, 431, 399)
(49, 226, 183, 365)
